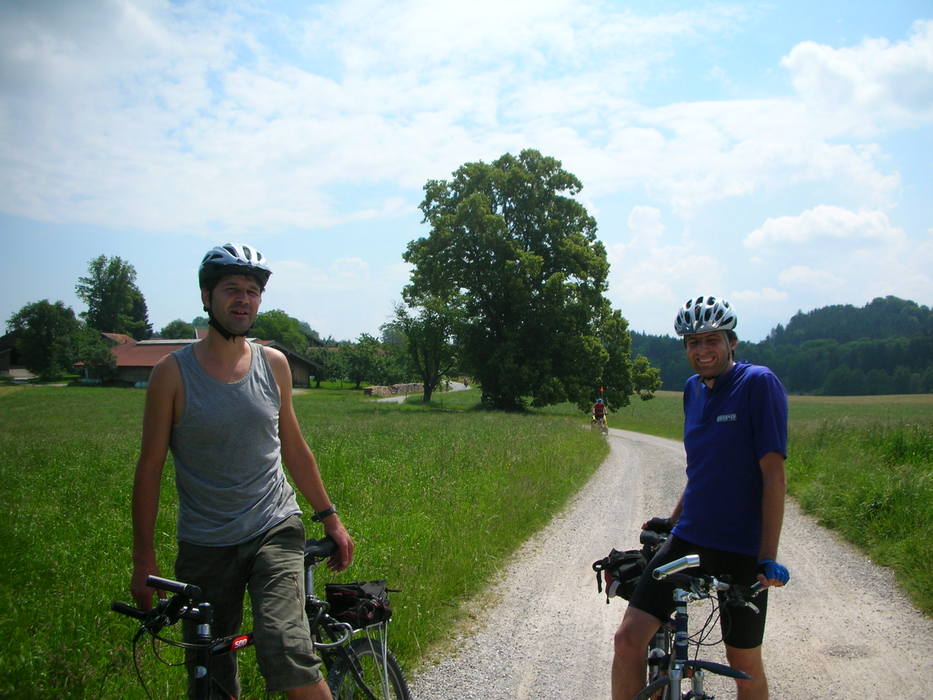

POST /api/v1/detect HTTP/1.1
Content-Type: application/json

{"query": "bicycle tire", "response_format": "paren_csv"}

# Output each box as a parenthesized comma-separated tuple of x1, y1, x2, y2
(327, 637, 411, 700)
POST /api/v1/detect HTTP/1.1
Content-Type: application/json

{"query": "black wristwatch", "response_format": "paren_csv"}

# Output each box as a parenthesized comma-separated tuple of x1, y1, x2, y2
(311, 504, 338, 522)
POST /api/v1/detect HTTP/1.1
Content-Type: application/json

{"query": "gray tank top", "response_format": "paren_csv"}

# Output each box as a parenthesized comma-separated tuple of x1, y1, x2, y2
(170, 342, 300, 546)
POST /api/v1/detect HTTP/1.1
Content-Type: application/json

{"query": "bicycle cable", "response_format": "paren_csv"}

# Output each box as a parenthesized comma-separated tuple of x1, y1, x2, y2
(131, 629, 156, 700)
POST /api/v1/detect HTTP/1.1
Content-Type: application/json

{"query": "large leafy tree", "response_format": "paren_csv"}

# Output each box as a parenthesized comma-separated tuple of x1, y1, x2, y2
(631, 354, 663, 401)
(75, 327, 118, 382)
(251, 309, 311, 355)
(384, 301, 459, 403)
(7, 300, 82, 379)
(341, 333, 387, 389)
(160, 319, 196, 339)
(404, 149, 640, 410)
(308, 346, 343, 387)
(75, 255, 152, 339)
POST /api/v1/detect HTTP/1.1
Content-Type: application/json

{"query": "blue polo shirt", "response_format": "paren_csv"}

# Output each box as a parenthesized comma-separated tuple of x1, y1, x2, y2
(672, 361, 788, 557)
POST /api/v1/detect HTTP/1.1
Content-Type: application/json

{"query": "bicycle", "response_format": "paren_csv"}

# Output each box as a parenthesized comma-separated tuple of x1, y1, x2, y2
(592, 414, 609, 435)
(594, 527, 762, 700)
(112, 535, 411, 699)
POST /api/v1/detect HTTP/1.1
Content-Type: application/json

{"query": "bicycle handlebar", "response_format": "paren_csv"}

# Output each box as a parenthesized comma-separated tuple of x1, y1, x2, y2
(110, 601, 149, 621)
(652, 554, 764, 612)
(652, 554, 700, 579)
(304, 536, 337, 568)
(111, 575, 205, 633)
(146, 575, 203, 599)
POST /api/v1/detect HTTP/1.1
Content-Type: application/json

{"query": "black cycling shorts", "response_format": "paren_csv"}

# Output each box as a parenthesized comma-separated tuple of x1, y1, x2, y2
(627, 535, 769, 649)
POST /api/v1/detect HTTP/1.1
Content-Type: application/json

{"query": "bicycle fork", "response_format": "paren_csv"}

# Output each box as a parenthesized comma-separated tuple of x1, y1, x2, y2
(671, 588, 752, 699)
(192, 602, 214, 700)
(666, 591, 690, 698)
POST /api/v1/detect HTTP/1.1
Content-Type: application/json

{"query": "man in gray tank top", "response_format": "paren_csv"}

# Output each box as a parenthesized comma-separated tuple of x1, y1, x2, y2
(130, 243, 353, 699)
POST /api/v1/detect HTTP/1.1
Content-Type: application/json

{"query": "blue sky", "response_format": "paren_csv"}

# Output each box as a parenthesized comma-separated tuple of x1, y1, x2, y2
(2, 0, 931, 343)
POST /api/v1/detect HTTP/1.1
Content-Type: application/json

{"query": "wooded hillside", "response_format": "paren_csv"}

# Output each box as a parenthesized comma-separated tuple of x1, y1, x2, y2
(631, 296, 933, 395)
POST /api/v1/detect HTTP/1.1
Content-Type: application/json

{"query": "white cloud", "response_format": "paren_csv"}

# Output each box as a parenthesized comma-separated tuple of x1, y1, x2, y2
(265, 255, 411, 339)
(0, 1, 929, 343)
(744, 206, 901, 248)
(778, 265, 844, 290)
(782, 19, 933, 136)
(598, 101, 900, 215)
(0, 1, 762, 232)
(730, 287, 789, 302)
(0, 0, 906, 236)
(606, 205, 727, 336)
(733, 207, 932, 337)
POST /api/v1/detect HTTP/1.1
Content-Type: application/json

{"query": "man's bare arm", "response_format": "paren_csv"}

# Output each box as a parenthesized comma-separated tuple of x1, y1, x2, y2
(130, 357, 178, 608)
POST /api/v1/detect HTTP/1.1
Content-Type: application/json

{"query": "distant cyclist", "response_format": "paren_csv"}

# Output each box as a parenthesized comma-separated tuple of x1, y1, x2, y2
(611, 296, 790, 700)
(592, 397, 607, 427)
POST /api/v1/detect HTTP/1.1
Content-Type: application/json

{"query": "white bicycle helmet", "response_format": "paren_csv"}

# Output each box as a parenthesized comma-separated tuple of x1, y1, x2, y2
(199, 243, 271, 290)
(674, 296, 737, 336)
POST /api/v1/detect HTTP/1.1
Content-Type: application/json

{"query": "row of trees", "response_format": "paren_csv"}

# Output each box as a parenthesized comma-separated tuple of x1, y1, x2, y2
(7, 256, 152, 380)
(155, 309, 421, 391)
(188, 149, 662, 409)
(742, 298, 933, 395)
(9, 150, 662, 409)
(631, 296, 933, 395)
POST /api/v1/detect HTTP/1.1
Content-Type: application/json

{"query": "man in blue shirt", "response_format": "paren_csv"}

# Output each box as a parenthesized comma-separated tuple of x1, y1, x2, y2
(611, 296, 790, 700)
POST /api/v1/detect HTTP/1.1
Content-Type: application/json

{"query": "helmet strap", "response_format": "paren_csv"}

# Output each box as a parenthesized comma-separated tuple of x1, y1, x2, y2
(204, 291, 251, 342)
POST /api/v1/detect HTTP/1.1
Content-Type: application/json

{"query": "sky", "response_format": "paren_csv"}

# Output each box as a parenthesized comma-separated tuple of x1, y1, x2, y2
(2, 0, 931, 343)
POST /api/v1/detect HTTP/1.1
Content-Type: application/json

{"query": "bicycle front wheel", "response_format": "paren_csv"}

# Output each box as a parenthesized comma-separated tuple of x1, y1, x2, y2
(328, 637, 411, 700)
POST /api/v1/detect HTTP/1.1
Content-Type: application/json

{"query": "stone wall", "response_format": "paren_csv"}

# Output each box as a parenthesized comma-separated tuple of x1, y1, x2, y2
(363, 383, 423, 396)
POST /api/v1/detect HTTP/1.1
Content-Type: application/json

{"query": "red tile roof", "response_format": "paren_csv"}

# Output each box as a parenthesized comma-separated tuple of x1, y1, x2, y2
(111, 340, 195, 367)
(106, 338, 314, 370)
(103, 332, 137, 345)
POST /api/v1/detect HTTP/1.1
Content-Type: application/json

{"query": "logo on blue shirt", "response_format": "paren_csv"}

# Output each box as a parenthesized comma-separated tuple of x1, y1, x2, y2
(716, 413, 737, 423)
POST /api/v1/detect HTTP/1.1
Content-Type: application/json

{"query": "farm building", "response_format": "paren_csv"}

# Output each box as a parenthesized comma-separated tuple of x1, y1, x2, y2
(85, 333, 319, 388)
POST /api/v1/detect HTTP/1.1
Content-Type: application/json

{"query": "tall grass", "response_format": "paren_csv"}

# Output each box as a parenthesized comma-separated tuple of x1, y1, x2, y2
(2, 385, 929, 698)
(788, 420, 932, 611)
(0, 386, 607, 698)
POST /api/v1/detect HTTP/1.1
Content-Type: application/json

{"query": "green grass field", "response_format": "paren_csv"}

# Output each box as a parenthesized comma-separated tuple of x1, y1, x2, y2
(0, 385, 607, 698)
(0, 384, 929, 697)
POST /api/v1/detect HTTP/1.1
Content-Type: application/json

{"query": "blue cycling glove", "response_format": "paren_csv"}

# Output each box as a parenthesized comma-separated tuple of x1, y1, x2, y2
(758, 558, 790, 585)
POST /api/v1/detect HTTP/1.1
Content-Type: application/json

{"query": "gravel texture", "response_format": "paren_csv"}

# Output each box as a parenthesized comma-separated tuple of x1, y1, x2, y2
(408, 428, 933, 699)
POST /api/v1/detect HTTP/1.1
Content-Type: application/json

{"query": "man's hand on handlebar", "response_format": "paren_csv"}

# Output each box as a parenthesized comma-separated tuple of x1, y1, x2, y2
(757, 558, 790, 588)
(642, 516, 674, 533)
(130, 561, 165, 611)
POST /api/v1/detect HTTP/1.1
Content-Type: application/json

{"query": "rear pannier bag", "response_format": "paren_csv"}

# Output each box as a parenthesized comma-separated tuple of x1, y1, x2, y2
(324, 580, 393, 627)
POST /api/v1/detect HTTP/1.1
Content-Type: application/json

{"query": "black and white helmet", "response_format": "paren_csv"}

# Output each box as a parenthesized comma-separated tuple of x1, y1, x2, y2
(674, 296, 737, 336)
(198, 243, 271, 290)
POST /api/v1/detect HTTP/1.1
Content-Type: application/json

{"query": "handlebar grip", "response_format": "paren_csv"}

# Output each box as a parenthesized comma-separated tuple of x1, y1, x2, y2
(304, 536, 337, 563)
(146, 575, 202, 599)
(652, 554, 701, 580)
(111, 601, 149, 620)
(639, 530, 665, 547)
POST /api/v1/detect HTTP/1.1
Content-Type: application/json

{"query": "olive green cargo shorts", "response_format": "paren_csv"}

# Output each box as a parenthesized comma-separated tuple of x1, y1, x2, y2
(176, 514, 323, 698)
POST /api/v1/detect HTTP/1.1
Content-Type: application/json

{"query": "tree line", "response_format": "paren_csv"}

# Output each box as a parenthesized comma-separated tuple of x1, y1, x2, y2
(7, 149, 664, 409)
(632, 296, 933, 395)
(6, 256, 153, 380)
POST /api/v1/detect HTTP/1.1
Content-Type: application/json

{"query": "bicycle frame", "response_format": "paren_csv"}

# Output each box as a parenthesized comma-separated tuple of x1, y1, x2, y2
(636, 555, 754, 700)
(113, 537, 409, 700)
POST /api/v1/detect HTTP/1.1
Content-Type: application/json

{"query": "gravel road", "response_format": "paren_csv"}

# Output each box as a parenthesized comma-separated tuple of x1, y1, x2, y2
(409, 428, 933, 699)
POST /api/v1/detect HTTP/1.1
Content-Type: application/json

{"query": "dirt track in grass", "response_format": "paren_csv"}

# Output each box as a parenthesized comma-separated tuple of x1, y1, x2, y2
(409, 428, 933, 699)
